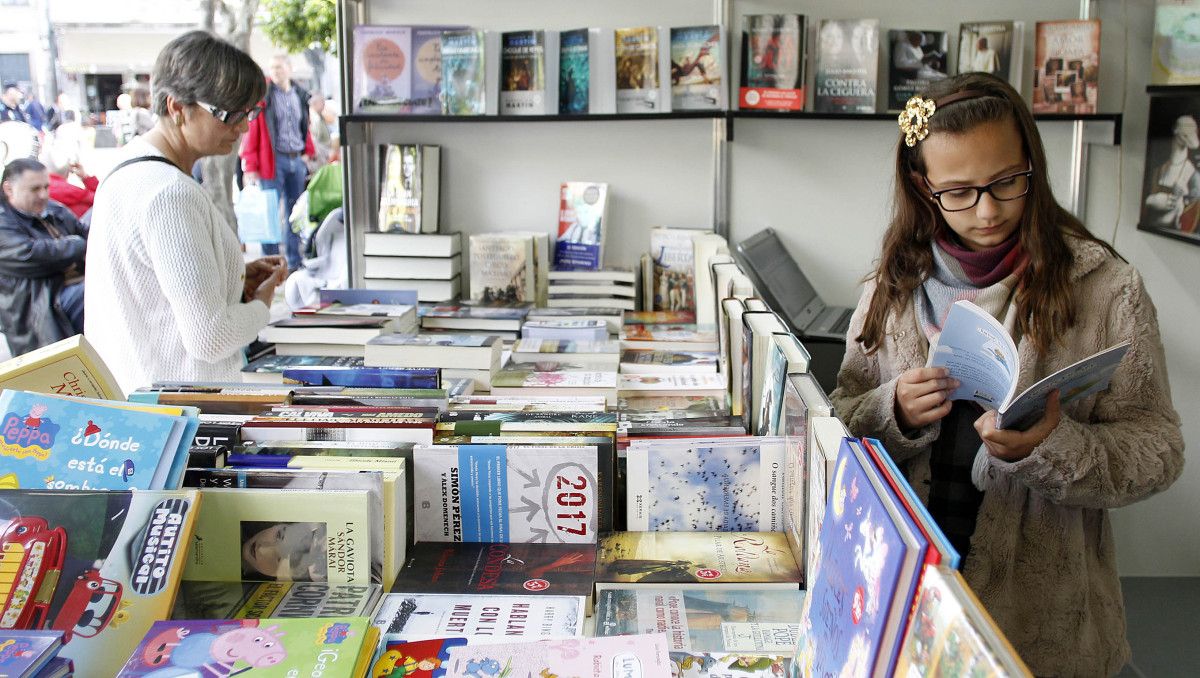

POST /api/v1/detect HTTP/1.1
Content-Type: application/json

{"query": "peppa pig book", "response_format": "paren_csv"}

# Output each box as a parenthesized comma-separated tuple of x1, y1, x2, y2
(116, 617, 377, 677)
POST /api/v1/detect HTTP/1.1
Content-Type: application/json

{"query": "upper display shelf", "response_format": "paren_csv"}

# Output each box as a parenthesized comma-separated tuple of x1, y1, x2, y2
(339, 111, 1123, 145)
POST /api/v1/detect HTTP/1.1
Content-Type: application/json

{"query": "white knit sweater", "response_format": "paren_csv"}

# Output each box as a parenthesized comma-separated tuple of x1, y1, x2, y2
(84, 138, 269, 394)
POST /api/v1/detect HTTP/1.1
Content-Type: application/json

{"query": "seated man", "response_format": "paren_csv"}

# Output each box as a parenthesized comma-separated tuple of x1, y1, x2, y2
(0, 158, 87, 356)
(45, 148, 98, 220)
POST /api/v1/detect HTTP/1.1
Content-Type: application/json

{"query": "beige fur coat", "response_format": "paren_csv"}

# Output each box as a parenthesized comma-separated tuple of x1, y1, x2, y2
(831, 237, 1184, 677)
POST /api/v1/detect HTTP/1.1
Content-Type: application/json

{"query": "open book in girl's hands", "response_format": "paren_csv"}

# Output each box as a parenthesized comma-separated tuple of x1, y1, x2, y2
(928, 300, 1130, 431)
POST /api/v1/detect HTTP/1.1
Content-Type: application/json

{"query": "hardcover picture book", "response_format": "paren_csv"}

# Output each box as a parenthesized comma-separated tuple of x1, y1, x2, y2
(554, 181, 610, 270)
(500, 30, 547, 115)
(615, 26, 660, 113)
(594, 531, 802, 591)
(1032, 19, 1101, 114)
(391, 541, 597, 599)
(0, 629, 63, 677)
(814, 19, 879, 113)
(928, 300, 1129, 430)
(670, 25, 723, 111)
(560, 28, 590, 113)
(371, 592, 584, 643)
(887, 30, 948, 111)
(739, 14, 806, 111)
(0, 490, 200, 678)
(115, 617, 377, 677)
(412, 444, 608, 543)
(626, 438, 787, 532)
(441, 29, 487, 115)
(377, 144, 441, 234)
(172, 581, 383, 620)
(353, 25, 412, 111)
(957, 21, 1024, 90)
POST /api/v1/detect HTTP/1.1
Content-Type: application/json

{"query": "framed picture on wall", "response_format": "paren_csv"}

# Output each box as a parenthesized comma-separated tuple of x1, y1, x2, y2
(1139, 91, 1200, 246)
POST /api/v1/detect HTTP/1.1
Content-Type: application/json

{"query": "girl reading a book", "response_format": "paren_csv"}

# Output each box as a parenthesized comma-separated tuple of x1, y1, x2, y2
(831, 72, 1183, 676)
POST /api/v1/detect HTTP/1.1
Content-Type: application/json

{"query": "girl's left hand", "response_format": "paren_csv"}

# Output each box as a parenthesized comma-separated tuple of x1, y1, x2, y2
(974, 390, 1062, 462)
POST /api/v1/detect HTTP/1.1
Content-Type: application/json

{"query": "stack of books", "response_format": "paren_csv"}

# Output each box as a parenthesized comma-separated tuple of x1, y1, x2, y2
(362, 231, 463, 302)
(365, 333, 504, 391)
(418, 302, 530, 341)
(547, 267, 637, 311)
(260, 302, 417, 357)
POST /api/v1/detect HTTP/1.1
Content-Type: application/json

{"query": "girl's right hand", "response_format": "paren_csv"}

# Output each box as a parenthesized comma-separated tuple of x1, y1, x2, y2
(252, 264, 287, 306)
(895, 367, 959, 430)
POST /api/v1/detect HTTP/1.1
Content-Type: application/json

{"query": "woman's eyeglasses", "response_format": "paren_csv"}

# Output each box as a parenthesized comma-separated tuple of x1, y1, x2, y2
(924, 167, 1034, 212)
(196, 100, 264, 125)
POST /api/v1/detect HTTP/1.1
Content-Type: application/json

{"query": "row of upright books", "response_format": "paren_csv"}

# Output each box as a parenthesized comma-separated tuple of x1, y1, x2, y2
(352, 17, 1102, 117)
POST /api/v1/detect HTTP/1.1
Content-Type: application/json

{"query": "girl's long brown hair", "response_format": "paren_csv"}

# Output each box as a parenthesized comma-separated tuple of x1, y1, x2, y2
(858, 72, 1119, 355)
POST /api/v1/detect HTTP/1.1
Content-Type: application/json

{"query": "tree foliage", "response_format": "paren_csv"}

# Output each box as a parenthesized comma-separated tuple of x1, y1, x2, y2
(259, 0, 337, 54)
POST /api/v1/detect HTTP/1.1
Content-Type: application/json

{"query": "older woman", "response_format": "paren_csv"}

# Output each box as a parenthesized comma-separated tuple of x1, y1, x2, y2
(85, 31, 286, 394)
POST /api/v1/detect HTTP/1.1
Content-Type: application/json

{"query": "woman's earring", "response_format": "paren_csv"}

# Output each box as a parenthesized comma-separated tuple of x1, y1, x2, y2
(174, 114, 183, 126)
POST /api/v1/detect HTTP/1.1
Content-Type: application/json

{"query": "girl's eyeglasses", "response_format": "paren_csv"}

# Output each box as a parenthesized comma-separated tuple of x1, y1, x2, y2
(196, 100, 264, 126)
(925, 167, 1034, 212)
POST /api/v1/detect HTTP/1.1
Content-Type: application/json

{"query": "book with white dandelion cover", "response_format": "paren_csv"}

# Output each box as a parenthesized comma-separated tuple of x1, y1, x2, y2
(793, 437, 928, 678)
(625, 438, 786, 532)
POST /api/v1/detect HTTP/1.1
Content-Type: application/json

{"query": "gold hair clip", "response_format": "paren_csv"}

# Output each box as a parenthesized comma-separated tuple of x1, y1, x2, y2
(898, 96, 936, 147)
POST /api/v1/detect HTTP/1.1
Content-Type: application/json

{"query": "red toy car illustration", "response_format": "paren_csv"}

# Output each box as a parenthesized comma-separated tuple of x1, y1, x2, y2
(0, 517, 68, 631)
(49, 567, 123, 643)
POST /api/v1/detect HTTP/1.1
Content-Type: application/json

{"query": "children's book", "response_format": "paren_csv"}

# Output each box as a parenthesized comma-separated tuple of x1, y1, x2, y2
(183, 488, 378, 586)
(670, 25, 723, 110)
(442, 634, 672, 678)
(371, 593, 584, 643)
(595, 532, 802, 592)
(555, 181, 610, 271)
(116, 618, 378, 677)
(441, 29, 486, 115)
(0, 389, 192, 490)
(626, 437, 786, 532)
(886, 30, 949, 111)
(595, 588, 804, 668)
(739, 14, 806, 110)
(895, 565, 1034, 677)
(0, 335, 123, 400)
(172, 581, 382, 620)
(0, 490, 200, 678)
(500, 30, 547, 115)
(794, 438, 928, 678)
(928, 299, 1130, 430)
(1032, 20, 1101, 114)
(813, 19, 879, 113)
(353, 25, 412, 111)
(392, 541, 597, 599)
(412, 444, 609, 543)
(615, 27, 660, 113)
(559, 28, 590, 113)
(0, 630, 64, 678)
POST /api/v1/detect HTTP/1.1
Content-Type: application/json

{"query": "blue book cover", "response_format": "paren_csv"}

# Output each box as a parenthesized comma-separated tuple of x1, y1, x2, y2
(795, 437, 928, 678)
(413, 444, 603, 544)
(441, 29, 486, 115)
(282, 367, 440, 389)
(0, 390, 184, 490)
(864, 437, 961, 570)
(0, 629, 63, 676)
(559, 28, 590, 113)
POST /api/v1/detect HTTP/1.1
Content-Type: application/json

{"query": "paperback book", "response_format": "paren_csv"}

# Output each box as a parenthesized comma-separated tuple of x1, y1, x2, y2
(887, 30, 949, 111)
(172, 581, 383, 619)
(469, 234, 536, 304)
(377, 144, 440, 234)
(560, 28, 590, 113)
(371, 593, 584, 643)
(442, 29, 486, 115)
(647, 227, 700, 312)
(594, 531, 802, 592)
(554, 181, 610, 270)
(442, 634, 672, 678)
(615, 26, 660, 113)
(353, 25, 412, 111)
(411, 26, 466, 114)
(813, 19, 879, 113)
(0, 334, 123, 400)
(1032, 19, 1101, 114)
(391, 541, 597, 599)
(670, 25, 723, 110)
(500, 30, 547, 115)
(739, 14, 806, 110)
(957, 21, 1024, 90)
(412, 444, 608, 543)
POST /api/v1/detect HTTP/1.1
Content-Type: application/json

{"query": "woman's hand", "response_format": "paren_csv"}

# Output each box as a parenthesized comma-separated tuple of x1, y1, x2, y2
(895, 367, 959, 430)
(244, 256, 286, 301)
(974, 390, 1062, 462)
(247, 257, 287, 306)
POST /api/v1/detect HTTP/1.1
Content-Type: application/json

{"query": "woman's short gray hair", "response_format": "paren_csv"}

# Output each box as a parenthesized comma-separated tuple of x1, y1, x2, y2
(151, 30, 267, 117)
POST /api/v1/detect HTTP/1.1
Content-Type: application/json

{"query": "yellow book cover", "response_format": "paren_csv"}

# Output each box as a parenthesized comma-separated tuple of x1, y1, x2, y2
(0, 334, 122, 399)
(0, 489, 200, 678)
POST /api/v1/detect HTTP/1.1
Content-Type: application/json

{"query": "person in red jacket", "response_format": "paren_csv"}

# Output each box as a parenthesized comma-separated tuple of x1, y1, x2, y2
(45, 152, 97, 220)
(239, 54, 315, 271)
